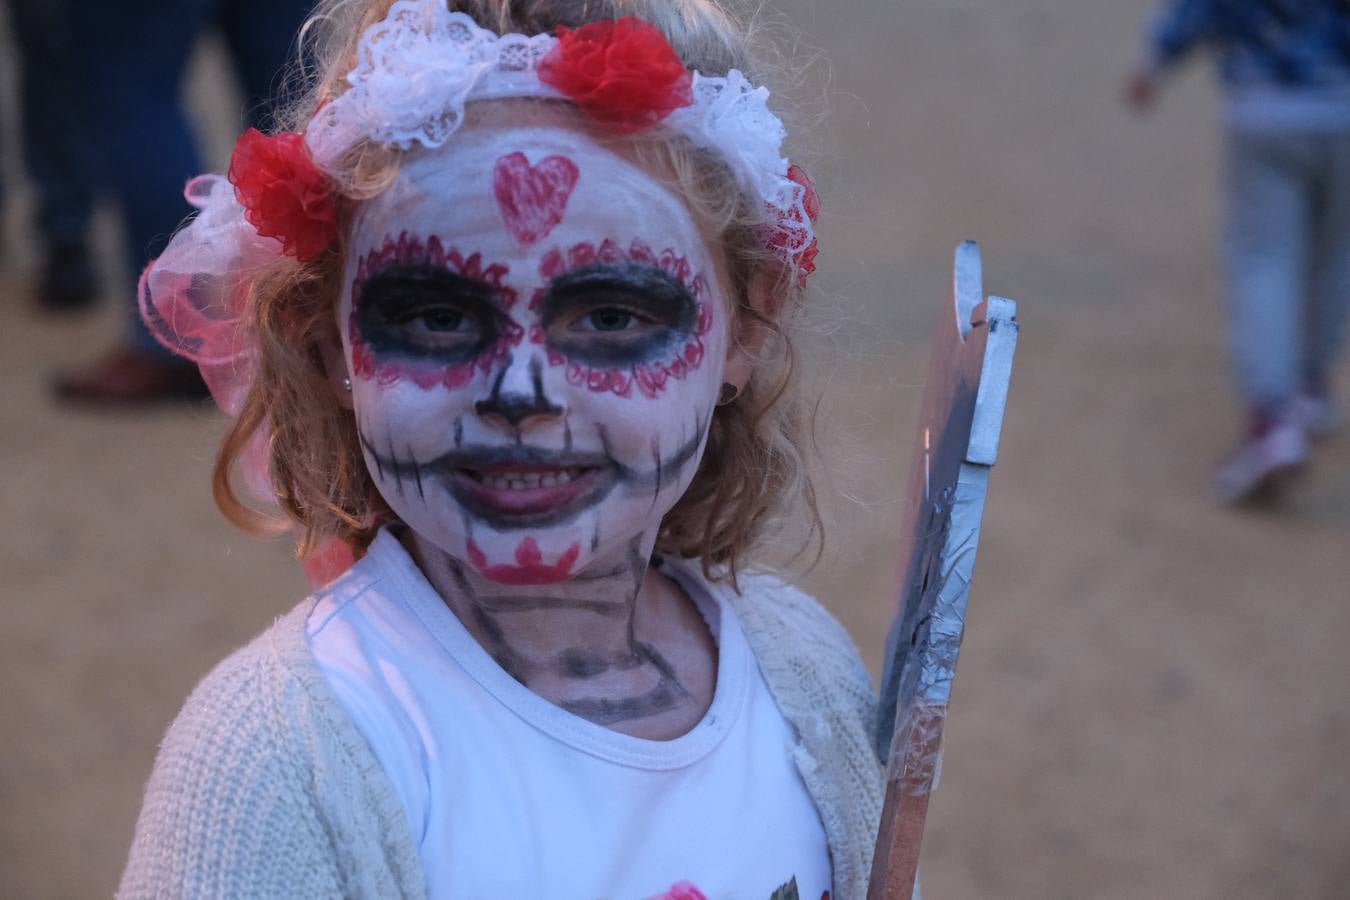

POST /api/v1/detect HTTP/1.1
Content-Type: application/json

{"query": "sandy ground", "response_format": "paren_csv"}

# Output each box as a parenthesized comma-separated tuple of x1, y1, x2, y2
(3, 1, 1349, 897)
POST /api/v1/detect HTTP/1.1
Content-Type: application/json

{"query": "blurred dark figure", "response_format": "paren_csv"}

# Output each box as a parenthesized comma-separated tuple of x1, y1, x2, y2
(6, 0, 100, 311)
(1127, 0, 1350, 503)
(54, 0, 315, 405)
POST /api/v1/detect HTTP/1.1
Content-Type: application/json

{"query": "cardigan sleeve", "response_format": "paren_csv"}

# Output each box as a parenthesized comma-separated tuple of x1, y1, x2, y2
(117, 609, 424, 900)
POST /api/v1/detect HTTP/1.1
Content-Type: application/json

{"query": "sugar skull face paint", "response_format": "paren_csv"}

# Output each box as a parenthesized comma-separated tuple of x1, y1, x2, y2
(341, 118, 730, 584)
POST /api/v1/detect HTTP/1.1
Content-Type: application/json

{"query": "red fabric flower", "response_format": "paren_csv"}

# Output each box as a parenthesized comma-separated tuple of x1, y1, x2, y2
(763, 164, 821, 286)
(788, 163, 821, 224)
(787, 163, 820, 282)
(795, 236, 820, 280)
(538, 17, 694, 134)
(228, 128, 338, 262)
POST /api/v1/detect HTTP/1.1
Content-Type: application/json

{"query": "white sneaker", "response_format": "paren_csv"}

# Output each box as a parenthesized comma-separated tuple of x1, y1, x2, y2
(1291, 389, 1340, 437)
(1215, 415, 1309, 504)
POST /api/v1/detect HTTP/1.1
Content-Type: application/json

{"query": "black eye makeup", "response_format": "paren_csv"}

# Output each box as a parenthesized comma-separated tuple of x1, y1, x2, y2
(538, 262, 699, 368)
(354, 263, 506, 362)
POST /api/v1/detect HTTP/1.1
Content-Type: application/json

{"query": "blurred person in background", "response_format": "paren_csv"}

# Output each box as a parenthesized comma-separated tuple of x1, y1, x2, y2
(53, 0, 314, 405)
(4, 0, 100, 311)
(1127, 0, 1350, 503)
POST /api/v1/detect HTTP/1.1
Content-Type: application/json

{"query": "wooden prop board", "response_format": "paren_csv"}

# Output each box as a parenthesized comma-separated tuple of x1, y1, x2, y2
(868, 242, 1019, 899)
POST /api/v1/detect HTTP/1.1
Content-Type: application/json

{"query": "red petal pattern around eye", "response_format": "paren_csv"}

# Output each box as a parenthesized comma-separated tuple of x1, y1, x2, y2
(347, 234, 521, 390)
(534, 238, 712, 399)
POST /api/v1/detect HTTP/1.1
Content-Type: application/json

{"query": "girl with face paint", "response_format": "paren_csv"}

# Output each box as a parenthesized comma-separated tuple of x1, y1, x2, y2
(123, 3, 887, 899)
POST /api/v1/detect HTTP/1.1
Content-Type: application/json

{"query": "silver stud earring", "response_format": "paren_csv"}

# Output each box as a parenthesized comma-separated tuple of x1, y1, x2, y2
(342, 377, 352, 392)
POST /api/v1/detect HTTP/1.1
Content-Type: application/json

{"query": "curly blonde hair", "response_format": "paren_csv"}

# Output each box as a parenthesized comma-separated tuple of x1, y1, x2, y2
(216, 0, 822, 583)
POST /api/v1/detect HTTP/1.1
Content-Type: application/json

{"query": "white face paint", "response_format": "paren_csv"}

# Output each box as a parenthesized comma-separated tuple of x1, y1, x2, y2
(341, 117, 729, 586)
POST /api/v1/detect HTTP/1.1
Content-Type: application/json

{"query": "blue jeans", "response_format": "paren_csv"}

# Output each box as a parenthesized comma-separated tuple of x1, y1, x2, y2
(1224, 126, 1350, 412)
(74, 0, 314, 356)
(8, 0, 97, 245)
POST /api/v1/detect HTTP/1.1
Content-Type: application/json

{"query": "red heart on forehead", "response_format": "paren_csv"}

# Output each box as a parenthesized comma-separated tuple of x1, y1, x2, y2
(492, 152, 581, 245)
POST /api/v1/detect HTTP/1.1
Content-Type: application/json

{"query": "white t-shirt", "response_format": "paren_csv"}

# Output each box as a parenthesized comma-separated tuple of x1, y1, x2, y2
(307, 530, 833, 900)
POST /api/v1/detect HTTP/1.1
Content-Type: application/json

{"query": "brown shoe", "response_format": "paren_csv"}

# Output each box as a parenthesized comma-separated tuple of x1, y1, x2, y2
(53, 347, 211, 406)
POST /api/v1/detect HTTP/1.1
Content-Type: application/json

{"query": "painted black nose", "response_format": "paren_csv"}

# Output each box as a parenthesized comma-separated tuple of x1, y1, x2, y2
(475, 356, 563, 427)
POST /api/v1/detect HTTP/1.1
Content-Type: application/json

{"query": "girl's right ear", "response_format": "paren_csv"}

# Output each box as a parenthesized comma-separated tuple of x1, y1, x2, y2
(317, 328, 355, 411)
(722, 266, 780, 394)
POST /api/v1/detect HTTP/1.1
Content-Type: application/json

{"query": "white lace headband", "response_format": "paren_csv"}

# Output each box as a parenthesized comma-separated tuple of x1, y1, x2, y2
(305, 1, 816, 257)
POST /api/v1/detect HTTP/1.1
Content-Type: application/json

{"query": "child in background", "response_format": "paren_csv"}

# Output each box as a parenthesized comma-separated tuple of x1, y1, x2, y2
(119, 1, 882, 898)
(1127, 0, 1350, 503)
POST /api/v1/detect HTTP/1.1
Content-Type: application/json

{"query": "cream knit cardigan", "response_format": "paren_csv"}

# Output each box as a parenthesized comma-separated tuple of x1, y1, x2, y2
(118, 563, 883, 899)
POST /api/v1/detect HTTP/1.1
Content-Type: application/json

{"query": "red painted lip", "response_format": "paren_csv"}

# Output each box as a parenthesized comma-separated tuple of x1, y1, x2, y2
(448, 466, 608, 517)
